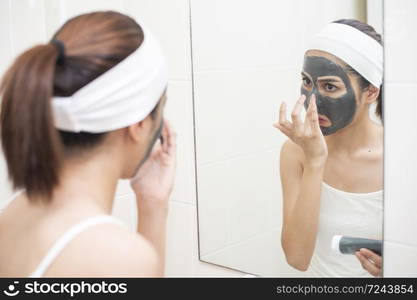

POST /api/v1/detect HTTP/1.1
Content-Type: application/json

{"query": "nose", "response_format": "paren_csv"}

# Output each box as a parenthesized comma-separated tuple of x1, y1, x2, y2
(310, 88, 322, 106)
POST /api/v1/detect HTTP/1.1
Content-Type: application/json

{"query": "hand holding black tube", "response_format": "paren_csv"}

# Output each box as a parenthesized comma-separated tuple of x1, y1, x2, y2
(356, 248, 382, 277)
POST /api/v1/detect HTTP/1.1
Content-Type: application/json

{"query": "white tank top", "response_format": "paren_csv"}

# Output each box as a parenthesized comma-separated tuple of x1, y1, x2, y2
(309, 182, 383, 277)
(29, 215, 125, 277)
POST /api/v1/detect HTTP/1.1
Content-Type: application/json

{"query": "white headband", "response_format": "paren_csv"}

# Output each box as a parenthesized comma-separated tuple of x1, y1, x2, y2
(52, 27, 168, 133)
(307, 23, 383, 87)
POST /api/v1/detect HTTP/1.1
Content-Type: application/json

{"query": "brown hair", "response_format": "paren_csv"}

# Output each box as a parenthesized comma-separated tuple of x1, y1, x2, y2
(333, 19, 383, 120)
(0, 11, 145, 201)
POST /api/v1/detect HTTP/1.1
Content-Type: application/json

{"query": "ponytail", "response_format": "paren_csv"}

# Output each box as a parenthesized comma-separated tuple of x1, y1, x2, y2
(1, 43, 63, 200)
(1, 11, 144, 202)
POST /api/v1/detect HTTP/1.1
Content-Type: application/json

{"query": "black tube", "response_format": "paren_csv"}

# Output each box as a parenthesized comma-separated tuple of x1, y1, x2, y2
(332, 235, 382, 255)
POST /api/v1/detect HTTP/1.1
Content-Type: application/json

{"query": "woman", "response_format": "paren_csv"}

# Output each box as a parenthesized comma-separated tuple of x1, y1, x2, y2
(274, 19, 383, 277)
(0, 11, 176, 277)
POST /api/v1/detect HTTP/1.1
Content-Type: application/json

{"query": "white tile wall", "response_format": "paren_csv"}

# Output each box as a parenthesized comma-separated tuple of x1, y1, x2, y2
(165, 81, 196, 205)
(299, 0, 366, 52)
(194, 67, 297, 164)
(384, 83, 417, 247)
(384, 0, 417, 277)
(384, 0, 417, 83)
(0, 0, 13, 77)
(384, 241, 417, 277)
(0, 0, 13, 209)
(198, 149, 281, 253)
(43, 0, 66, 38)
(9, 0, 47, 54)
(202, 229, 305, 277)
(0, 152, 13, 207)
(58, 0, 127, 21)
(190, 0, 303, 72)
(165, 201, 195, 276)
(0, 0, 243, 277)
(367, 0, 384, 34)
(124, 0, 191, 81)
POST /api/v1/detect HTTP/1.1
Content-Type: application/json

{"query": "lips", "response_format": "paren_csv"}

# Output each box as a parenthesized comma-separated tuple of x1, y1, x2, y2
(318, 114, 331, 126)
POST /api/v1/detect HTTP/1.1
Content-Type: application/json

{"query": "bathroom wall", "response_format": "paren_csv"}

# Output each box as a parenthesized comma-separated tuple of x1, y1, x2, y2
(383, 0, 417, 277)
(0, 0, 242, 277)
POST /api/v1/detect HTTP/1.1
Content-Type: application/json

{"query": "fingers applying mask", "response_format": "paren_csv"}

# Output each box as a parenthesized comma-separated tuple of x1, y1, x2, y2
(291, 94, 307, 135)
(304, 95, 314, 135)
(307, 94, 321, 135)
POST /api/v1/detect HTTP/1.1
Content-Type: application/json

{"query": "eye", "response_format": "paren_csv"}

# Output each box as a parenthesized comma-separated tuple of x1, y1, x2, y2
(302, 76, 312, 87)
(324, 83, 337, 91)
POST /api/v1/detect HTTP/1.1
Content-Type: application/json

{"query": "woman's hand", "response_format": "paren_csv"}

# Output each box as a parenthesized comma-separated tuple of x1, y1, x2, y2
(273, 94, 328, 166)
(355, 248, 382, 277)
(130, 119, 177, 213)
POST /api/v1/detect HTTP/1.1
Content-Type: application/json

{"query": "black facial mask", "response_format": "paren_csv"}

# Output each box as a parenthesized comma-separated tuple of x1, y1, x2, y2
(301, 56, 356, 136)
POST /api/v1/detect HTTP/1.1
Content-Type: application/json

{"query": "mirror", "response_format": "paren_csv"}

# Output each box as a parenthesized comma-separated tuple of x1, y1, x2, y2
(192, 0, 384, 277)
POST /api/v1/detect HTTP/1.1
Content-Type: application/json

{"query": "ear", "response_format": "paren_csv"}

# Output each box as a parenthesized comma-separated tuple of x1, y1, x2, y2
(126, 114, 155, 143)
(364, 85, 380, 104)
(126, 121, 145, 143)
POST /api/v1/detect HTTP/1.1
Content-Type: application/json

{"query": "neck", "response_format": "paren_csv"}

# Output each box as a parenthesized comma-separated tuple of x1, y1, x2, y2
(48, 149, 122, 214)
(325, 109, 382, 153)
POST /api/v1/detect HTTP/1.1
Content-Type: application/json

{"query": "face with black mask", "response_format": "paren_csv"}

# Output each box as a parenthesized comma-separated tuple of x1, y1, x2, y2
(301, 52, 357, 136)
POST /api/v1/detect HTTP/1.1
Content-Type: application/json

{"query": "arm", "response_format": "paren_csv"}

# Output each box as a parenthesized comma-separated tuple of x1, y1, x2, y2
(131, 120, 177, 277)
(136, 203, 168, 276)
(274, 94, 327, 271)
(280, 140, 324, 270)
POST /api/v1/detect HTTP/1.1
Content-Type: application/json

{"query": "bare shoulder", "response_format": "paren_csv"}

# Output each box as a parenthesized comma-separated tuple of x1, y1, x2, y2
(46, 222, 158, 277)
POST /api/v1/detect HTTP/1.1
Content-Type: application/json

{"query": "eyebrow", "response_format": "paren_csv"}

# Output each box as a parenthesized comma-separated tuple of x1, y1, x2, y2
(301, 72, 342, 83)
(301, 72, 312, 80)
(317, 77, 341, 83)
